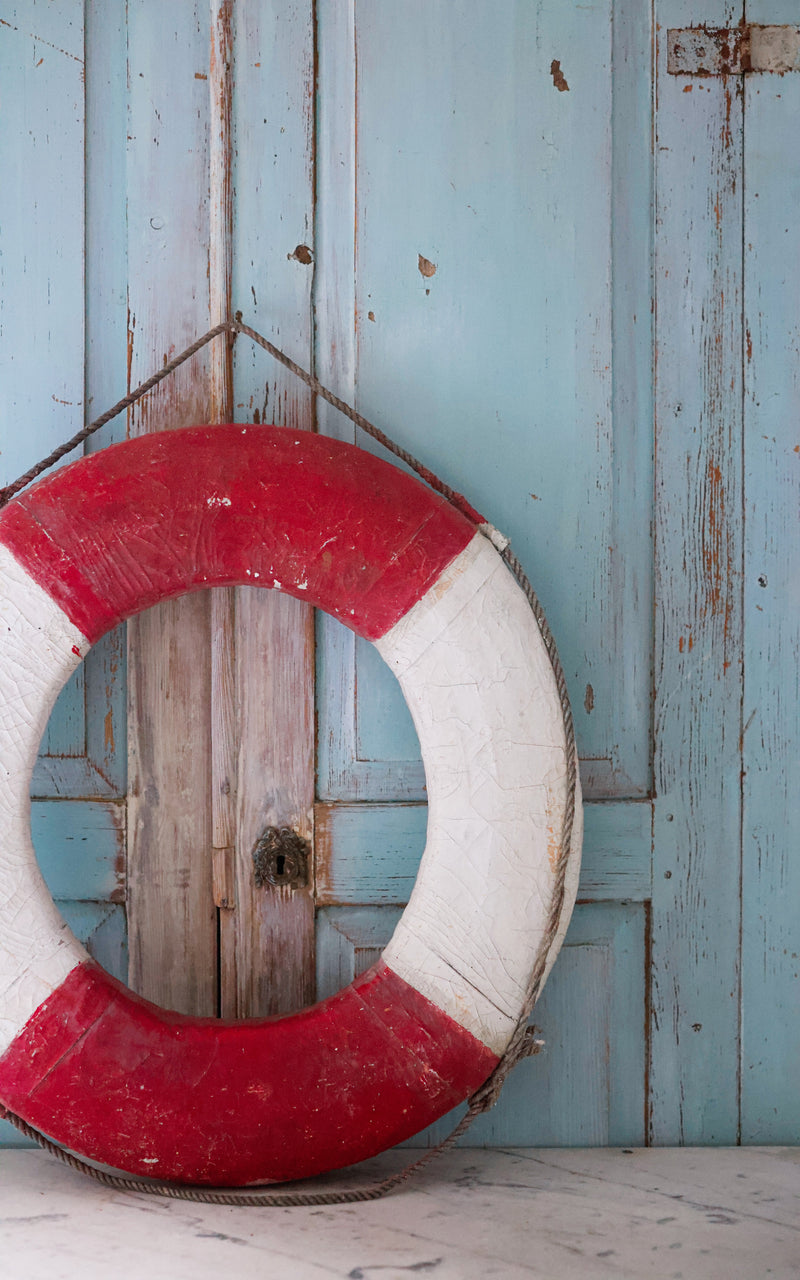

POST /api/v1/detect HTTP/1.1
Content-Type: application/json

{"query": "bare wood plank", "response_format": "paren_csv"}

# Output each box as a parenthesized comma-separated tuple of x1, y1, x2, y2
(219, 0, 317, 1017)
(126, 0, 217, 1016)
(650, 0, 744, 1143)
(225, 589, 315, 1017)
(209, 0, 237, 918)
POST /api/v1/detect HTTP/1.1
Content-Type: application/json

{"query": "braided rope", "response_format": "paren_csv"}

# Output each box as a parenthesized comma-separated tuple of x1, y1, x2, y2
(0, 318, 577, 1205)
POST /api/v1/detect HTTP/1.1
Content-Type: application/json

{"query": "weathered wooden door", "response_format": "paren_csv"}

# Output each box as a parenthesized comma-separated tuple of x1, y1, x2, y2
(1, 0, 797, 1151)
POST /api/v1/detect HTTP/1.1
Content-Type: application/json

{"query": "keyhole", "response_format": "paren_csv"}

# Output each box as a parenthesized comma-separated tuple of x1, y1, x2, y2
(251, 826, 309, 889)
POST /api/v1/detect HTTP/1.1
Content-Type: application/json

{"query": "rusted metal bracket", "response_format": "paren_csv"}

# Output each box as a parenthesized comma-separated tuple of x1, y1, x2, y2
(252, 826, 310, 890)
(668, 24, 800, 75)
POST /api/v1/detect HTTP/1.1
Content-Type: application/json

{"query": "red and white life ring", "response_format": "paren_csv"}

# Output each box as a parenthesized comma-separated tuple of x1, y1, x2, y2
(0, 425, 581, 1186)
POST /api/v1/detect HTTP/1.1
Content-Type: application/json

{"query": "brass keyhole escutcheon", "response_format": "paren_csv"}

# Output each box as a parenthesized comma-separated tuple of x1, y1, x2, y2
(252, 826, 309, 890)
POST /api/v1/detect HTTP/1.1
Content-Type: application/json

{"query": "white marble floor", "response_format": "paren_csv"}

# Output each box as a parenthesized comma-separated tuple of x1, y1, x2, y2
(0, 1147, 798, 1280)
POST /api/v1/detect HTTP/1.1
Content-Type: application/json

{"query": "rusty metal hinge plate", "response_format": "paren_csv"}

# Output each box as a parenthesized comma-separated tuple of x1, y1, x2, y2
(668, 24, 800, 76)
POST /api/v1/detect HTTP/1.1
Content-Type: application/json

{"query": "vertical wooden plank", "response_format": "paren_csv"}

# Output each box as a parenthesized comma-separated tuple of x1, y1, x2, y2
(84, 1, 129, 803)
(0, 1, 86, 1148)
(222, 0, 316, 1017)
(741, 5, 800, 1142)
(208, 0, 237, 925)
(314, 0, 366, 804)
(226, 590, 315, 1016)
(125, 1, 217, 1016)
(651, 1, 743, 1143)
(0, 1, 85, 485)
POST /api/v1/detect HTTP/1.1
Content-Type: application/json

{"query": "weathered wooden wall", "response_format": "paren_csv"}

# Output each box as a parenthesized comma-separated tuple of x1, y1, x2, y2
(0, 0, 797, 1150)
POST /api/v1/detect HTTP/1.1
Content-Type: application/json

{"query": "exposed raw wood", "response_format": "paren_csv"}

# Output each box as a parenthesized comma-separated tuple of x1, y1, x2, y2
(218, 1, 317, 1017)
(208, 0, 234, 422)
(126, 2, 216, 1016)
(208, 0, 237, 918)
(209, 588, 236, 912)
(224, 589, 315, 1016)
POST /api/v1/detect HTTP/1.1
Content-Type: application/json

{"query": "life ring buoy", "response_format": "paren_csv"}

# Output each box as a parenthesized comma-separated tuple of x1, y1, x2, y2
(0, 425, 581, 1186)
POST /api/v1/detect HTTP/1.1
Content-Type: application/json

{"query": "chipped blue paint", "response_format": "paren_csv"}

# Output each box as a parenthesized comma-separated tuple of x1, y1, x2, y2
(0, 0, 797, 1154)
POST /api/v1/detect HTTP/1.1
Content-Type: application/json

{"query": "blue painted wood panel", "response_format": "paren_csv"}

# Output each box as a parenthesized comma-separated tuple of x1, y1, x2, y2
(741, 0, 800, 1143)
(316, 0, 654, 805)
(0, 1, 127, 1147)
(313, 0, 656, 1153)
(0, 1, 125, 802)
(651, 0, 743, 1145)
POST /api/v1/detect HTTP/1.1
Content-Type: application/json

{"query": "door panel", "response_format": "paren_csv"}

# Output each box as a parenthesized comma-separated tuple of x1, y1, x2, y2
(315, 801, 652, 907)
(317, 0, 654, 805)
(221, 0, 317, 1019)
(315, 0, 654, 1147)
(317, 903, 646, 1147)
(741, 6, 800, 1142)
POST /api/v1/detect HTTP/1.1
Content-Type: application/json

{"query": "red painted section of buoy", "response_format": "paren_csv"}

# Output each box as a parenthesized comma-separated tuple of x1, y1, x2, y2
(0, 426, 476, 644)
(0, 959, 498, 1186)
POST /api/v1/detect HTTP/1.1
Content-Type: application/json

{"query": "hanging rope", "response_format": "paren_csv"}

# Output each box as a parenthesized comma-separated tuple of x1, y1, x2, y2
(0, 318, 577, 1206)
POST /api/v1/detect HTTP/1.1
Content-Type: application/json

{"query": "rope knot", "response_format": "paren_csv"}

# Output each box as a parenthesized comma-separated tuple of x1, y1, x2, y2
(467, 1025, 545, 1116)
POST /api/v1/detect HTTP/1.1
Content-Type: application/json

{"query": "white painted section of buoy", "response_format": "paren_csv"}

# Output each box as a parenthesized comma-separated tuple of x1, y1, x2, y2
(377, 533, 581, 1056)
(0, 544, 88, 1056)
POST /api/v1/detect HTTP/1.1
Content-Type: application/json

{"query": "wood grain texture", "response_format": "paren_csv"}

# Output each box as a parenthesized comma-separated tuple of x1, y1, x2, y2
(220, 0, 316, 1016)
(650, 0, 744, 1144)
(224, 588, 315, 1017)
(208, 0, 237, 918)
(125, 0, 216, 1015)
(741, 29, 800, 1142)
